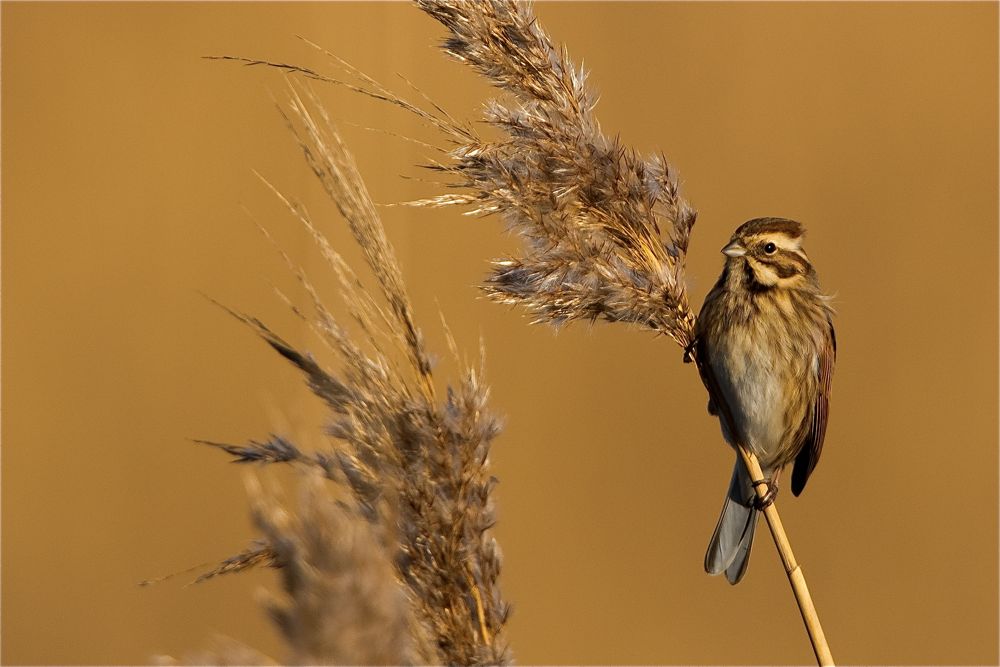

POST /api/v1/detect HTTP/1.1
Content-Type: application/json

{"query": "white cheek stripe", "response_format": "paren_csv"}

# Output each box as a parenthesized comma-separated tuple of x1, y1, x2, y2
(747, 258, 780, 285)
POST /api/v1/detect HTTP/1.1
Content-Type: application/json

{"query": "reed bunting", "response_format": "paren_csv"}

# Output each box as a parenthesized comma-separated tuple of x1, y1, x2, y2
(693, 218, 836, 584)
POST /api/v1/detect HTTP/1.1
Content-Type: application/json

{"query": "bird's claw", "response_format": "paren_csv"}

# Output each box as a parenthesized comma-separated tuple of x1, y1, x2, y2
(750, 478, 778, 510)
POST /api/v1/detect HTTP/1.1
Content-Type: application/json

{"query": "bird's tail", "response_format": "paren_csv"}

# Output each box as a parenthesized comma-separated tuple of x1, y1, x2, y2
(704, 458, 758, 584)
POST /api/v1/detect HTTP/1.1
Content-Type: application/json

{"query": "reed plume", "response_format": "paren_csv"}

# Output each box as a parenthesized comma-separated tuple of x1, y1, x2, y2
(212, 0, 697, 350)
(248, 474, 419, 665)
(412, 0, 698, 349)
(189, 78, 509, 665)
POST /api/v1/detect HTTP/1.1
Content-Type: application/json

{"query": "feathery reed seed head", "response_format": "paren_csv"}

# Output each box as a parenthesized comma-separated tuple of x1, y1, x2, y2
(413, 0, 698, 348)
(198, 78, 509, 665)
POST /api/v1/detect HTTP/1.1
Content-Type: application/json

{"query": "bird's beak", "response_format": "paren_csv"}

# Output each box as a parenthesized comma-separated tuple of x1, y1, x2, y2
(722, 241, 746, 258)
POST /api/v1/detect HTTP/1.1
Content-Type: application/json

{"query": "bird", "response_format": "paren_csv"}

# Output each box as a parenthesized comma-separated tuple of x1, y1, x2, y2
(692, 217, 836, 584)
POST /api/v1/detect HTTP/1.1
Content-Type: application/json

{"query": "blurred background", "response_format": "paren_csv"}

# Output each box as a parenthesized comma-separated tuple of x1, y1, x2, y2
(2, 2, 997, 665)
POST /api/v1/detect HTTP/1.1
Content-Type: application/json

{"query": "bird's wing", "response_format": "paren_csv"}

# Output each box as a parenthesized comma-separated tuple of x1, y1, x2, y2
(791, 319, 836, 496)
(694, 335, 744, 447)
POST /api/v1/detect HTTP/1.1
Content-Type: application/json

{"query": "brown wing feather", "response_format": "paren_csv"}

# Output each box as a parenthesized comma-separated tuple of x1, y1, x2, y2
(791, 321, 836, 496)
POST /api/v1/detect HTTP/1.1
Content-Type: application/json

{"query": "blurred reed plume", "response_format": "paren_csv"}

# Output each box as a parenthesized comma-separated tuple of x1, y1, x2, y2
(191, 78, 508, 664)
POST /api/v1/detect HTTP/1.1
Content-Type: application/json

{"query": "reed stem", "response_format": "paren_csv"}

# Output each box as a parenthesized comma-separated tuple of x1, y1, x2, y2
(736, 440, 834, 666)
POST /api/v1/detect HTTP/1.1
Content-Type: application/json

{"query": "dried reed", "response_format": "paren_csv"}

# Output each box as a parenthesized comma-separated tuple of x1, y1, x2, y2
(190, 78, 509, 664)
(413, 0, 698, 351)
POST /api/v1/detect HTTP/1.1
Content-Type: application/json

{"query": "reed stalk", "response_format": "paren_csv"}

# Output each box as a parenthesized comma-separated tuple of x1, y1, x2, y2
(737, 446, 834, 666)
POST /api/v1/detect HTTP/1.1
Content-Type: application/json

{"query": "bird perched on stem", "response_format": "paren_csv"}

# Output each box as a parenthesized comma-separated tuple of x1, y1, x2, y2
(694, 217, 836, 584)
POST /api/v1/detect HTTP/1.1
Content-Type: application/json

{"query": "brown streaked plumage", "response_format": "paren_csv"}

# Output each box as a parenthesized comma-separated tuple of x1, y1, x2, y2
(695, 217, 836, 584)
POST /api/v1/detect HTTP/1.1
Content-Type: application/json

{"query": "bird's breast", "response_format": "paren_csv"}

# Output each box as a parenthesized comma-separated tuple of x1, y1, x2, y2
(709, 327, 790, 462)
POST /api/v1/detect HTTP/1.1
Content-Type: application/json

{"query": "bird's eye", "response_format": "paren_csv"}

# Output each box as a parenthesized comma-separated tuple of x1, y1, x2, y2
(764, 242, 777, 254)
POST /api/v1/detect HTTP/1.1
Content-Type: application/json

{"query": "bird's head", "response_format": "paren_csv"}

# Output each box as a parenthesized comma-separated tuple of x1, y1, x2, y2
(722, 217, 813, 289)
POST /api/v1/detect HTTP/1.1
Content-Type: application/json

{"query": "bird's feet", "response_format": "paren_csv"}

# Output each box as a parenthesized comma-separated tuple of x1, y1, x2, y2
(750, 478, 778, 510)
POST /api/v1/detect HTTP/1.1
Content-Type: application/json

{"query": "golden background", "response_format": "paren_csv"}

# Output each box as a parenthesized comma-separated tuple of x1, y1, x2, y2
(3, 2, 997, 664)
